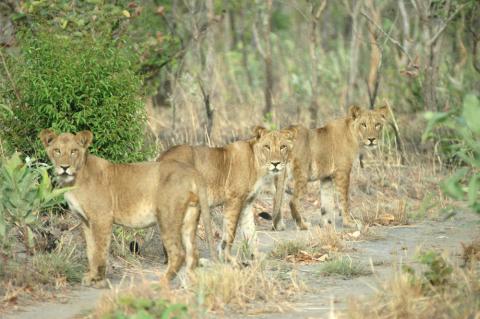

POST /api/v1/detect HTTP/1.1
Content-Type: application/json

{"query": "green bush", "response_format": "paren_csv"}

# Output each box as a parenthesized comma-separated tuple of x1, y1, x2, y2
(403, 250, 453, 291)
(423, 94, 480, 213)
(1, 31, 150, 162)
(0, 152, 68, 253)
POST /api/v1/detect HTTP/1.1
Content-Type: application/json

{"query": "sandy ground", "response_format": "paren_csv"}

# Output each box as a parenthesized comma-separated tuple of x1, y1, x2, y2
(4, 207, 479, 319)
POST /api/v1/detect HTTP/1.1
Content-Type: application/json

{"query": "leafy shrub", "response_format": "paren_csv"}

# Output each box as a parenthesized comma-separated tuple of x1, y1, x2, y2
(423, 94, 480, 213)
(403, 250, 453, 290)
(1, 30, 150, 162)
(0, 152, 68, 253)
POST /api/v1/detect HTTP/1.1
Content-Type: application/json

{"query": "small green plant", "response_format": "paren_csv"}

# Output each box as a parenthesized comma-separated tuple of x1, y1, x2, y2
(103, 294, 188, 319)
(0, 152, 68, 253)
(417, 251, 453, 286)
(423, 94, 480, 213)
(403, 250, 453, 290)
(318, 256, 371, 278)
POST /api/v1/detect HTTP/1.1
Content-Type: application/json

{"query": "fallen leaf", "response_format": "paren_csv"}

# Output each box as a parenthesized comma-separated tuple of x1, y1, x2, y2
(379, 213, 395, 225)
(349, 230, 361, 238)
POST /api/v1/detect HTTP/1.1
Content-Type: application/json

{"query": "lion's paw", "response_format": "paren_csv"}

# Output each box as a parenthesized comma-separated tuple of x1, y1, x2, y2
(82, 273, 106, 288)
(272, 221, 286, 231)
(297, 221, 311, 230)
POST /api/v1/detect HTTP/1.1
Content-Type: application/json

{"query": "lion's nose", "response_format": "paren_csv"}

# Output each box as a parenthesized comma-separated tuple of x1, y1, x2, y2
(60, 165, 70, 171)
(271, 161, 280, 167)
(368, 138, 376, 144)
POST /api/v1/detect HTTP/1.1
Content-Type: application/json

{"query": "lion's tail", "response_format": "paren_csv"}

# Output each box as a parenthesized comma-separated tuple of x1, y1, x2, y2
(196, 175, 218, 262)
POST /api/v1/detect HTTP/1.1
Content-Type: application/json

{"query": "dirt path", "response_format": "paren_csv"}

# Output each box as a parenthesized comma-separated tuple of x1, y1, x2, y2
(5, 209, 478, 319)
(254, 211, 479, 318)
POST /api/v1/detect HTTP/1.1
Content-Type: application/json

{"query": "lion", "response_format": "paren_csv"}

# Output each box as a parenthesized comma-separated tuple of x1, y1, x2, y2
(271, 105, 388, 230)
(39, 129, 217, 285)
(158, 126, 296, 263)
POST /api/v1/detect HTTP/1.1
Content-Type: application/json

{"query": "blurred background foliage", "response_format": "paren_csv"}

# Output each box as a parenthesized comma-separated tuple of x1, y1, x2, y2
(0, 0, 478, 204)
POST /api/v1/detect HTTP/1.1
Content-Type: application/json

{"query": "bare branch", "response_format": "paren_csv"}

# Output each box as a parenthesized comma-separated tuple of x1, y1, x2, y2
(0, 48, 21, 102)
(252, 23, 266, 59)
(427, 4, 467, 46)
(361, 11, 413, 63)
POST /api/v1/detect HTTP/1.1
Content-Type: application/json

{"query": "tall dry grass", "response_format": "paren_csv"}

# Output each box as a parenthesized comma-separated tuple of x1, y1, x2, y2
(343, 257, 480, 319)
(92, 260, 303, 317)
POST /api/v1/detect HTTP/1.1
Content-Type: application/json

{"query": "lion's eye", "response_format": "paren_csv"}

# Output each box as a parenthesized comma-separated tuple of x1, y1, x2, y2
(53, 149, 61, 156)
(361, 122, 367, 128)
(263, 144, 270, 150)
(375, 123, 381, 129)
(280, 145, 287, 150)
(71, 149, 78, 156)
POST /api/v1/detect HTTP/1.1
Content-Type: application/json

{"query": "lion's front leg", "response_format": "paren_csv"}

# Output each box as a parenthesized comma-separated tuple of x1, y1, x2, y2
(219, 197, 244, 265)
(272, 170, 287, 231)
(82, 220, 112, 287)
(289, 170, 310, 230)
(335, 169, 356, 229)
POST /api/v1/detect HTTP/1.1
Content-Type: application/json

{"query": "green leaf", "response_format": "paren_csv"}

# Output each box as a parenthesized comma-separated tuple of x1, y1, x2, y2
(26, 227, 35, 248)
(468, 174, 480, 207)
(0, 213, 6, 240)
(422, 111, 451, 142)
(441, 168, 468, 200)
(462, 94, 480, 135)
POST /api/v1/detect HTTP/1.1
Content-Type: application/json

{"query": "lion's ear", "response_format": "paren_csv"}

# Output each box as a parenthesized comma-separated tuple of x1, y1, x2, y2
(348, 105, 363, 120)
(281, 126, 298, 142)
(253, 126, 268, 139)
(39, 129, 57, 147)
(76, 130, 93, 148)
(376, 105, 389, 120)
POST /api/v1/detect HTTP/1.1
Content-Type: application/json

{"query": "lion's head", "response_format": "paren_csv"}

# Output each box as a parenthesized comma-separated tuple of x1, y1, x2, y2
(39, 129, 93, 185)
(349, 105, 388, 148)
(252, 126, 296, 175)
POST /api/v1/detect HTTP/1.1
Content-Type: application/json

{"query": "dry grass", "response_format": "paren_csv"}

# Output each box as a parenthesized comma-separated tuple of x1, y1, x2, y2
(92, 261, 303, 317)
(351, 151, 457, 228)
(462, 238, 480, 265)
(0, 234, 85, 311)
(270, 225, 345, 263)
(190, 262, 301, 313)
(343, 259, 480, 319)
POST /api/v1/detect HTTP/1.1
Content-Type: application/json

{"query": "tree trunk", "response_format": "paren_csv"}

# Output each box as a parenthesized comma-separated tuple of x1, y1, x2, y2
(263, 0, 273, 117)
(308, 0, 327, 128)
(239, 5, 254, 89)
(344, 0, 364, 110)
(204, 0, 215, 136)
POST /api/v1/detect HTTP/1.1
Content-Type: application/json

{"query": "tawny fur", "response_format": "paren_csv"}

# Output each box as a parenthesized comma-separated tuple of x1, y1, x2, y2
(39, 129, 216, 285)
(158, 127, 296, 263)
(272, 105, 388, 230)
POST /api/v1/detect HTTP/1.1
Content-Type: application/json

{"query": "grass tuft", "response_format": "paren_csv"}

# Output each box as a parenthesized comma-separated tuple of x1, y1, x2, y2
(190, 261, 301, 312)
(270, 225, 345, 262)
(318, 256, 372, 278)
